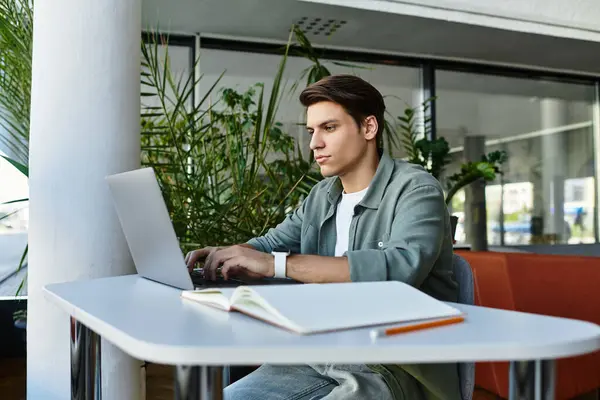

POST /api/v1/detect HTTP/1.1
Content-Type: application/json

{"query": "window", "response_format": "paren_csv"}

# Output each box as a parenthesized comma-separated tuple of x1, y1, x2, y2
(141, 44, 193, 112)
(197, 48, 422, 159)
(437, 70, 597, 245)
(143, 37, 600, 250)
(0, 154, 28, 233)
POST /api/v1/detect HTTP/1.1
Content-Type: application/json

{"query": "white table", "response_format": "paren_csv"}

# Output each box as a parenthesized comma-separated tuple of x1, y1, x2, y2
(44, 274, 600, 400)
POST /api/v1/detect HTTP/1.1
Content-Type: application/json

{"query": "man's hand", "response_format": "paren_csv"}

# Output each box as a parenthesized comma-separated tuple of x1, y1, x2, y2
(185, 245, 274, 280)
(185, 246, 223, 273)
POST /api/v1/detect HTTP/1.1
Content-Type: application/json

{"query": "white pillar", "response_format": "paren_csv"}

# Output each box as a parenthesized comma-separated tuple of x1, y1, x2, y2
(540, 99, 568, 242)
(27, 1, 142, 399)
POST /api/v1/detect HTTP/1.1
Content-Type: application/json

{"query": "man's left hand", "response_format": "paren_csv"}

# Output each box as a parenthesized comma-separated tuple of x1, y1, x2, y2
(203, 245, 274, 281)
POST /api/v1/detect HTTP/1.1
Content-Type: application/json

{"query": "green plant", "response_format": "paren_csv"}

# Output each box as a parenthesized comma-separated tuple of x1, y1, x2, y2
(394, 98, 452, 179)
(289, 25, 371, 90)
(0, 0, 32, 166)
(444, 150, 507, 205)
(289, 25, 332, 88)
(397, 99, 507, 205)
(141, 31, 320, 250)
(0, 0, 32, 297)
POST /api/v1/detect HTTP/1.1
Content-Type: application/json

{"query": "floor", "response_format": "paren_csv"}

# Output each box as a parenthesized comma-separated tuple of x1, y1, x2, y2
(0, 358, 256, 400)
(0, 357, 503, 400)
(0, 358, 25, 400)
(0, 357, 177, 400)
(3, 357, 598, 400)
(145, 363, 176, 400)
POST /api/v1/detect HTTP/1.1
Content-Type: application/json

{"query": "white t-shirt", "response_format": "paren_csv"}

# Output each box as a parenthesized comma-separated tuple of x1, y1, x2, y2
(334, 187, 369, 257)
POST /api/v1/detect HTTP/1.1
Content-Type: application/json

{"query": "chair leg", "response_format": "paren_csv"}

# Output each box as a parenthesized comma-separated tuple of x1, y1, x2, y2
(223, 366, 230, 387)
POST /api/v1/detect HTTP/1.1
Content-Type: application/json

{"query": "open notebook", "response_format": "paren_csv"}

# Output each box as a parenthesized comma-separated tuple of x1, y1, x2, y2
(181, 280, 464, 335)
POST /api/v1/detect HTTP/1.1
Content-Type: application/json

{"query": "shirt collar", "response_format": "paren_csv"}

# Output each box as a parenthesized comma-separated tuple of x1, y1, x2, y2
(326, 153, 394, 209)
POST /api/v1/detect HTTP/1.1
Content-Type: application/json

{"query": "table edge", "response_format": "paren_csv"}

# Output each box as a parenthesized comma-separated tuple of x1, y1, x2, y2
(43, 281, 600, 365)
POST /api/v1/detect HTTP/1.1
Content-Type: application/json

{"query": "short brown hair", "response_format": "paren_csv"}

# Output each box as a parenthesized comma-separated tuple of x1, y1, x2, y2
(299, 74, 386, 153)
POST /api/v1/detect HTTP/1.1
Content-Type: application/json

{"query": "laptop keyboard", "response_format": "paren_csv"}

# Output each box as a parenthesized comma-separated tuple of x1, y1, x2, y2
(189, 269, 300, 289)
(190, 269, 245, 289)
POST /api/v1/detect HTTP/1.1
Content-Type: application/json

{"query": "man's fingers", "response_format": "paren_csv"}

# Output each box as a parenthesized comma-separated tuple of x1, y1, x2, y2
(206, 247, 240, 280)
(221, 256, 244, 280)
(205, 247, 230, 280)
(185, 250, 196, 264)
(204, 249, 219, 280)
(185, 248, 212, 272)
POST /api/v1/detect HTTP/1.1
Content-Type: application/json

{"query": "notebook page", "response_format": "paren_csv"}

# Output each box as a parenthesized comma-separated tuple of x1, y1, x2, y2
(247, 281, 462, 334)
(181, 287, 238, 311)
(231, 298, 302, 333)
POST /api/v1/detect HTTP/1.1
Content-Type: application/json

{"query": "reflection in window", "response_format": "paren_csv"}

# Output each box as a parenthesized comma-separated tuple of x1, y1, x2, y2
(197, 48, 422, 159)
(437, 71, 596, 246)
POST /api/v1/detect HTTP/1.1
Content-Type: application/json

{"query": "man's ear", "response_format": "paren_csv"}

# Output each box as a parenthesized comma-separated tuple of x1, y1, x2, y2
(363, 116, 378, 140)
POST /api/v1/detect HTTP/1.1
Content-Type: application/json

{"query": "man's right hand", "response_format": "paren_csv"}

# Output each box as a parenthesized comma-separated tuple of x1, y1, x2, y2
(184, 246, 222, 273)
(184, 244, 258, 279)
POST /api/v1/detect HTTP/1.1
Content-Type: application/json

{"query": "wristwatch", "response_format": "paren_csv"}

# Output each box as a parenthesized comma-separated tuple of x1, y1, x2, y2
(271, 247, 290, 278)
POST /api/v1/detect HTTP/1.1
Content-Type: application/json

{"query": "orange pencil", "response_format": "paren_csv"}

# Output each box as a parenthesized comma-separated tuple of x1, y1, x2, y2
(370, 315, 465, 339)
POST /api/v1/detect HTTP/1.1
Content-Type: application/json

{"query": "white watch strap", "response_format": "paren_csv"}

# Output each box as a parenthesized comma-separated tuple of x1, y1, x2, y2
(273, 252, 287, 278)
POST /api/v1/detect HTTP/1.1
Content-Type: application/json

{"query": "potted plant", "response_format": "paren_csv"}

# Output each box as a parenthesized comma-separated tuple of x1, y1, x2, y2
(140, 30, 322, 251)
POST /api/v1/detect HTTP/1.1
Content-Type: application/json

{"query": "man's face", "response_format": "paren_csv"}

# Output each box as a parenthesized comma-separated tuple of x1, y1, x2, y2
(306, 101, 376, 178)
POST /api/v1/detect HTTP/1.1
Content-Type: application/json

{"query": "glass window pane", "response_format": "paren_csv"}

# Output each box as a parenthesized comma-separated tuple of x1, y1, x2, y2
(0, 157, 28, 233)
(142, 44, 193, 111)
(437, 70, 597, 246)
(197, 48, 422, 159)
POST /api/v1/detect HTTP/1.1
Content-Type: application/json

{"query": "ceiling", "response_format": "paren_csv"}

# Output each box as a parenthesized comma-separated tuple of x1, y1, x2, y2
(142, 0, 600, 78)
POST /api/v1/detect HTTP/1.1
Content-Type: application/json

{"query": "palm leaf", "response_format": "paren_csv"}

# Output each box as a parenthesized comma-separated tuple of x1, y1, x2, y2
(0, 208, 20, 221)
(0, 0, 33, 167)
(1, 197, 28, 205)
(14, 244, 27, 296)
(0, 154, 28, 177)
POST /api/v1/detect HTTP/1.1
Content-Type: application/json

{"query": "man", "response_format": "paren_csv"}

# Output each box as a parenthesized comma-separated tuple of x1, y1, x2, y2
(185, 74, 461, 400)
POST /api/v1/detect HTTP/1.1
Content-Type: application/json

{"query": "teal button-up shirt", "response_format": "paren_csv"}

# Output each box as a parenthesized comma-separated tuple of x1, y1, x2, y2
(248, 153, 461, 399)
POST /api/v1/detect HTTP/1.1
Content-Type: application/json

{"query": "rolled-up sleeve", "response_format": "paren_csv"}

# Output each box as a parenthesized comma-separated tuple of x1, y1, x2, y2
(346, 184, 446, 285)
(246, 199, 306, 254)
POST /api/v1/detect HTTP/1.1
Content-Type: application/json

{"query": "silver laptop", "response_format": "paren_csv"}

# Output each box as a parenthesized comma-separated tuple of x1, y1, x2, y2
(106, 167, 205, 290)
(106, 167, 299, 290)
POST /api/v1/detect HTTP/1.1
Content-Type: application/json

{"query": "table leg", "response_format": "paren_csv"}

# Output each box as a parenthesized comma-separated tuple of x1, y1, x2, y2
(175, 366, 224, 400)
(509, 360, 555, 400)
(70, 317, 102, 400)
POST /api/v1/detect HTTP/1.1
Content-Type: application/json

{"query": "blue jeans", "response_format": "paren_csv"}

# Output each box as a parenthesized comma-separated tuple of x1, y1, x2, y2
(224, 364, 396, 400)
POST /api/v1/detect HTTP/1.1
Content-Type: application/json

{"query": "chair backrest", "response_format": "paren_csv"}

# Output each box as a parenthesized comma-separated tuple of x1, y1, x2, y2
(453, 253, 475, 400)
(453, 253, 474, 306)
